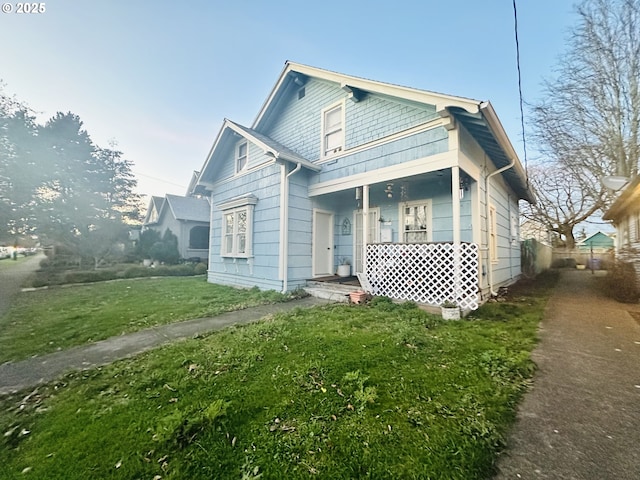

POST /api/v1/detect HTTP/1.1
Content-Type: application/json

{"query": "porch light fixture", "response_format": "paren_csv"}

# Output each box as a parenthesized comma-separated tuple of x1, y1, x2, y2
(385, 182, 394, 198)
(459, 176, 470, 199)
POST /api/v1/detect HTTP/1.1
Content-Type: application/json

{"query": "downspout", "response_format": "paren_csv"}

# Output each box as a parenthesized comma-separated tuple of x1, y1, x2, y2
(485, 158, 515, 296)
(280, 161, 303, 293)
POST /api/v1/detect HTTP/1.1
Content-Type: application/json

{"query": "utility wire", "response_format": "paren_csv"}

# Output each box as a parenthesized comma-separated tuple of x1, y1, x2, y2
(512, 0, 529, 187)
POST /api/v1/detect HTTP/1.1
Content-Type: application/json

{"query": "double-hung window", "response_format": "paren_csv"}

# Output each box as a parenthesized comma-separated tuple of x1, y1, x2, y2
(322, 102, 344, 158)
(236, 141, 248, 173)
(401, 200, 432, 243)
(218, 195, 257, 258)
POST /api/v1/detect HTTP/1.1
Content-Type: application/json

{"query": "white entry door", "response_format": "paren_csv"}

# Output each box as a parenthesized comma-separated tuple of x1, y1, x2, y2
(354, 208, 379, 274)
(313, 210, 334, 277)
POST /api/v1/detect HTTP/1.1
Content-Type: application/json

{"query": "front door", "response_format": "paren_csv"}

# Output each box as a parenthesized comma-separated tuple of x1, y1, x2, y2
(313, 210, 334, 277)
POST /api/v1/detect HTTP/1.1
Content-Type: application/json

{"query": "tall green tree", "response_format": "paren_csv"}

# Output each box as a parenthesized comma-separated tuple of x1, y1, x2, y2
(0, 92, 41, 240)
(0, 89, 141, 260)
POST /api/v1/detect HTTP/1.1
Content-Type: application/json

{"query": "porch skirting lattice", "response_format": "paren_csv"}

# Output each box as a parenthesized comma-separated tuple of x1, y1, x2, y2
(365, 242, 479, 310)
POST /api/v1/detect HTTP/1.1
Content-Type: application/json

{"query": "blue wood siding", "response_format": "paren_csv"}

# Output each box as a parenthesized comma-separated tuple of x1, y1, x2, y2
(208, 159, 283, 289)
(310, 128, 448, 187)
(490, 181, 521, 286)
(287, 173, 314, 284)
(263, 78, 439, 161)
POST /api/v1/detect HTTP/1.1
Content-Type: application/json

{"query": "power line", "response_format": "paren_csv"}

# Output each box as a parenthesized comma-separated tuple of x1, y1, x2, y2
(133, 170, 187, 189)
(512, 0, 529, 187)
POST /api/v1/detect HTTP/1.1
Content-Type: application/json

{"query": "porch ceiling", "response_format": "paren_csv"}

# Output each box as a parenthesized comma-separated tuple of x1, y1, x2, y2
(448, 106, 535, 203)
(316, 170, 456, 205)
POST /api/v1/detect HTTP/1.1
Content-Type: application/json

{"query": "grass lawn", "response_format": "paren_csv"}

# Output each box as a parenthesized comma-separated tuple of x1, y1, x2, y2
(0, 272, 557, 479)
(0, 256, 30, 269)
(0, 277, 297, 363)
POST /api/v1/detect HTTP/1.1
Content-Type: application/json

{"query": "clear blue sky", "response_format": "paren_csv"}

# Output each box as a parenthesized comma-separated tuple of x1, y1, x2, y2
(0, 0, 577, 198)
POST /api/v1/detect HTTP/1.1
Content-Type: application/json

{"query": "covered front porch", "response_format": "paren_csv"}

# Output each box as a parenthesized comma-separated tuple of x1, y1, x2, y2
(308, 166, 482, 310)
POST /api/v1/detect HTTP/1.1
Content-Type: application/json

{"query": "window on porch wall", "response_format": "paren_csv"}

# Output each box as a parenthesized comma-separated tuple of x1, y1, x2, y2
(401, 199, 432, 243)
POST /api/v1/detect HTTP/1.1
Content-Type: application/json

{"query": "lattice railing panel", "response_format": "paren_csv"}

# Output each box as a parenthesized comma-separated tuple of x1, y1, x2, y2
(365, 243, 479, 310)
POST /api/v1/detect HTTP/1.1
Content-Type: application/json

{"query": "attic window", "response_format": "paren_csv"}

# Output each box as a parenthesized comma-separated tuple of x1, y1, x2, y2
(321, 101, 344, 158)
(298, 87, 306, 100)
(236, 141, 248, 173)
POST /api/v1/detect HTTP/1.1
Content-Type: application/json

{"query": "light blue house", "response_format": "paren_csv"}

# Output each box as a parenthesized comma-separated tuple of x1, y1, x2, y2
(197, 62, 534, 310)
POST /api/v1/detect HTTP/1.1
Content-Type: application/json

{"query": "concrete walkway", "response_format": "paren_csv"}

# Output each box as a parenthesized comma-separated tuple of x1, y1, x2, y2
(494, 269, 640, 480)
(0, 296, 326, 396)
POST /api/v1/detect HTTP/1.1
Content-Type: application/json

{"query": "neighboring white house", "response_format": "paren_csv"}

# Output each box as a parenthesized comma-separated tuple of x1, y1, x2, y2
(603, 175, 640, 277)
(197, 62, 535, 310)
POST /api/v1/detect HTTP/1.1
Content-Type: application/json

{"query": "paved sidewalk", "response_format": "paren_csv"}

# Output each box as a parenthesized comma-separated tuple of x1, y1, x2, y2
(0, 296, 327, 395)
(494, 269, 640, 480)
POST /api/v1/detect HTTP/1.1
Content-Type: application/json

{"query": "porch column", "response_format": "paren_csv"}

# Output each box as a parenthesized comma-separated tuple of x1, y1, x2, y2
(451, 166, 461, 244)
(363, 184, 370, 274)
(451, 166, 462, 303)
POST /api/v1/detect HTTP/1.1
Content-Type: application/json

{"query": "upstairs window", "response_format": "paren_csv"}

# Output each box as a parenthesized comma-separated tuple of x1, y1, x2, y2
(236, 141, 248, 173)
(322, 102, 344, 158)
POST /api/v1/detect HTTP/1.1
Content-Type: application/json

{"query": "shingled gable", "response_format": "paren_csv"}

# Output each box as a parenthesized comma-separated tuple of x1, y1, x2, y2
(250, 61, 532, 203)
(199, 118, 320, 187)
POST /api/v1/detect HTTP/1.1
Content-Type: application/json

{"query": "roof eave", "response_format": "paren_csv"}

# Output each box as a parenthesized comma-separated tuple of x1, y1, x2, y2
(253, 61, 483, 130)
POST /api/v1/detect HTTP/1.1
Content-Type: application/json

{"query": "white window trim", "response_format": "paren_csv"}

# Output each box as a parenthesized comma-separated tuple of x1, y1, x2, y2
(235, 141, 248, 174)
(320, 100, 345, 160)
(489, 204, 498, 263)
(218, 195, 257, 258)
(398, 199, 433, 243)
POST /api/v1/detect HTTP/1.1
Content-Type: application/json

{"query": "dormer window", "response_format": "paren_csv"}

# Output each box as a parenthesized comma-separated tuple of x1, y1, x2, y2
(321, 102, 344, 158)
(236, 141, 248, 173)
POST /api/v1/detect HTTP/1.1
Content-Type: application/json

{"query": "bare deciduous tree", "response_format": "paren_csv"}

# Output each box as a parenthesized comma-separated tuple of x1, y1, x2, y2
(528, 0, 640, 244)
(522, 164, 604, 249)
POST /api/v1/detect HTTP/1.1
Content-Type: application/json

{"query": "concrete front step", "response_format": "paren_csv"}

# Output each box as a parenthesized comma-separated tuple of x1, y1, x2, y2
(304, 280, 362, 303)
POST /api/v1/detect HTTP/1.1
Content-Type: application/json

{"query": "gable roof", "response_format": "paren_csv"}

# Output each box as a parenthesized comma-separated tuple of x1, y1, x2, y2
(198, 118, 320, 186)
(198, 61, 533, 202)
(186, 171, 209, 197)
(143, 196, 165, 225)
(577, 231, 614, 246)
(225, 120, 320, 171)
(253, 61, 481, 129)
(252, 61, 533, 203)
(163, 194, 211, 223)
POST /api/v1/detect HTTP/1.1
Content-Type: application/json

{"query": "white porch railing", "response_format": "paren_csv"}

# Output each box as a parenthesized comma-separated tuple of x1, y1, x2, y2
(365, 242, 480, 310)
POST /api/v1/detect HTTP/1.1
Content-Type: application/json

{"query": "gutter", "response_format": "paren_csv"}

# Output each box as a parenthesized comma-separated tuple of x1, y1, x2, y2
(278, 159, 303, 293)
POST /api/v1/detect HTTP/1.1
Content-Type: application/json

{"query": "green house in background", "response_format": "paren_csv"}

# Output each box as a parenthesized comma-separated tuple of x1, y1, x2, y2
(576, 231, 615, 252)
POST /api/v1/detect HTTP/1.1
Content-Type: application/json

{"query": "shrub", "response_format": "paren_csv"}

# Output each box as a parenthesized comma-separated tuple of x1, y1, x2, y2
(123, 266, 155, 278)
(194, 262, 208, 275)
(604, 261, 640, 303)
(153, 264, 194, 276)
(63, 270, 119, 284)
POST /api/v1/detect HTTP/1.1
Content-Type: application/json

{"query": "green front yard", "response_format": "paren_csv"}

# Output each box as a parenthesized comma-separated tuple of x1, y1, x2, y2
(0, 272, 556, 479)
(0, 277, 298, 363)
